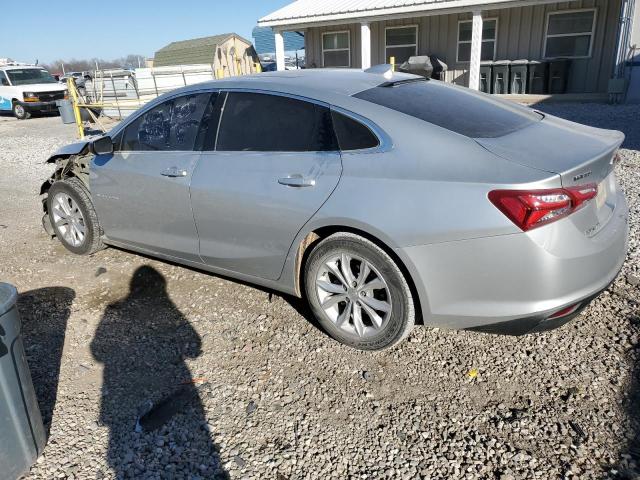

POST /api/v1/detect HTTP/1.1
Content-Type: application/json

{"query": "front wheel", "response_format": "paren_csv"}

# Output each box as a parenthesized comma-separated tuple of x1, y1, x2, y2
(304, 232, 415, 350)
(47, 178, 105, 255)
(12, 102, 31, 120)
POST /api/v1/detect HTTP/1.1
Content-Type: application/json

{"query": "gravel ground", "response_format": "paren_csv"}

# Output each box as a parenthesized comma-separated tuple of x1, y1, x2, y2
(0, 104, 638, 480)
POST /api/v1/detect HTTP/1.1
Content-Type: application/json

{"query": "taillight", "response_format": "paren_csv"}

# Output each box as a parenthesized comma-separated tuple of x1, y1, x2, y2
(489, 184, 597, 231)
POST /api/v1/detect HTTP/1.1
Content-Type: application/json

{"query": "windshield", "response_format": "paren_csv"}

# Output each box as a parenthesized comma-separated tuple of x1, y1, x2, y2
(5, 68, 57, 86)
(354, 79, 543, 138)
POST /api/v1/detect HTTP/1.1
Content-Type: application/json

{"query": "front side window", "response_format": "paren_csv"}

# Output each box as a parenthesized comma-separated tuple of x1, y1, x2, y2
(385, 26, 418, 64)
(0, 72, 9, 86)
(121, 92, 212, 151)
(5, 68, 57, 85)
(216, 92, 338, 152)
(354, 80, 542, 138)
(322, 31, 351, 67)
(457, 19, 497, 62)
(544, 9, 596, 58)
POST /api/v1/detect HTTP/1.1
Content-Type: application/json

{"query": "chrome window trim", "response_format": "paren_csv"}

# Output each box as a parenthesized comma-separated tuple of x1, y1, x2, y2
(330, 105, 392, 154)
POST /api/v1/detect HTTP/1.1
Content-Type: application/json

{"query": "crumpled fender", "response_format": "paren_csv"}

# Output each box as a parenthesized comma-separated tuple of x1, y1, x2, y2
(45, 141, 91, 163)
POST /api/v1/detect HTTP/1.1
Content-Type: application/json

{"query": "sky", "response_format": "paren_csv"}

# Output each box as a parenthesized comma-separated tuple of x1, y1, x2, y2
(1, 0, 292, 64)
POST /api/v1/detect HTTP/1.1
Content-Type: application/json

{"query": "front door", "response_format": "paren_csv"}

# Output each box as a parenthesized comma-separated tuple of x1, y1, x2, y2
(92, 92, 214, 262)
(190, 91, 342, 280)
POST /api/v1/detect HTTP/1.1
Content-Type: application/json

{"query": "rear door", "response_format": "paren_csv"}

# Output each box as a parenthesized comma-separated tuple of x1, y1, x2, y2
(191, 91, 342, 280)
(92, 91, 215, 261)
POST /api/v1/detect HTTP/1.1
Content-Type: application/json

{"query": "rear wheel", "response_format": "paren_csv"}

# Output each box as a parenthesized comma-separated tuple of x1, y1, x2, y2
(47, 178, 104, 255)
(12, 102, 30, 120)
(304, 232, 415, 350)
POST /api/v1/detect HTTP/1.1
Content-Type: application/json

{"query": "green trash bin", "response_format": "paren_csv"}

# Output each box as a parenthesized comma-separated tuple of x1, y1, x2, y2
(492, 60, 510, 94)
(509, 60, 528, 94)
(548, 59, 570, 94)
(0, 283, 46, 479)
(479, 61, 493, 94)
(528, 60, 549, 94)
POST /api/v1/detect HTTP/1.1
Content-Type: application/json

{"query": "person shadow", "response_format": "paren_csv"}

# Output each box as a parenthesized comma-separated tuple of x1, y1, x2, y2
(90, 266, 227, 479)
(18, 286, 75, 437)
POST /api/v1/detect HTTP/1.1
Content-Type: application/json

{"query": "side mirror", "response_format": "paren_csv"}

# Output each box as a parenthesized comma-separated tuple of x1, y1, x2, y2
(92, 136, 114, 155)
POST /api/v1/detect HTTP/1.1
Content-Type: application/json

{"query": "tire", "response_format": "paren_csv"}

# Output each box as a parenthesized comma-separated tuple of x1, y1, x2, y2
(12, 102, 31, 120)
(47, 177, 105, 255)
(304, 232, 415, 350)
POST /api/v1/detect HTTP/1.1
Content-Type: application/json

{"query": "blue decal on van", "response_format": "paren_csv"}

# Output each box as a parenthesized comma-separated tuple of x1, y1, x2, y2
(0, 95, 11, 111)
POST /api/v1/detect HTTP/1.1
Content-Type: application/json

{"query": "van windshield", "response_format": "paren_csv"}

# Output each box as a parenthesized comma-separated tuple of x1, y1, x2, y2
(353, 79, 543, 138)
(6, 69, 57, 86)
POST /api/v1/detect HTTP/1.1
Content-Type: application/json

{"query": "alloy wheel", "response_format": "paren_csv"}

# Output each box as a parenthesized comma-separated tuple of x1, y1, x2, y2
(315, 253, 392, 338)
(51, 193, 86, 247)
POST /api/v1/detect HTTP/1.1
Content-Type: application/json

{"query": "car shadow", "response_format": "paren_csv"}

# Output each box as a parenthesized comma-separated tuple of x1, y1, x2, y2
(90, 265, 228, 479)
(108, 245, 330, 337)
(619, 312, 640, 477)
(18, 286, 75, 437)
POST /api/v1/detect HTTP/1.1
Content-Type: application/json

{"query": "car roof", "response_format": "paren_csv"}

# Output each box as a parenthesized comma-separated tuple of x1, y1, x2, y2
(180, 68, 421, 103)
(0, 65, 45, 71)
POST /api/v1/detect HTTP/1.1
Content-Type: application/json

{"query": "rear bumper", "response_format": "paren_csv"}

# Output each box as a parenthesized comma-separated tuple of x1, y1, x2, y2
(399, 190, 629, 333)
(466, 285, 610, 335)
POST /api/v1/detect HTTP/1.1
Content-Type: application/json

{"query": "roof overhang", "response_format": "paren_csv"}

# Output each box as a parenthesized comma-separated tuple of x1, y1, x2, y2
(259, 0, 566, 30)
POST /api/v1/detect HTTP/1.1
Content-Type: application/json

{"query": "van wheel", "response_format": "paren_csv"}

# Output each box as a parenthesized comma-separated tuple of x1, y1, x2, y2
(304, 232, 415, 350)
(13, 102, 31, 120)
(47, 178, 105, 255)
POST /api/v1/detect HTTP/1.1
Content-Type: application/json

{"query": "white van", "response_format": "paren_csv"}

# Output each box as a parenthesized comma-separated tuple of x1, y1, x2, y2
(0, 65, 68, 119)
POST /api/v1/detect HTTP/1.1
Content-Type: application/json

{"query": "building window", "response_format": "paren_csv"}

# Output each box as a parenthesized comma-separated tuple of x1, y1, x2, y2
(385, 26, 418, 64)
(322, 31, 351, 67)
(457, 19, 497, 63)
(544, 9, 596, 59)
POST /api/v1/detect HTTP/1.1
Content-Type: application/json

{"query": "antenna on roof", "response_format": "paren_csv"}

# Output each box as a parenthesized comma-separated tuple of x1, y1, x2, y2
(364, 64, 394, 80)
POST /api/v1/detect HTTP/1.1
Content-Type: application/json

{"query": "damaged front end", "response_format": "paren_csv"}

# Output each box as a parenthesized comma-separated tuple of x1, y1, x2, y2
(40, 141, 93, 236)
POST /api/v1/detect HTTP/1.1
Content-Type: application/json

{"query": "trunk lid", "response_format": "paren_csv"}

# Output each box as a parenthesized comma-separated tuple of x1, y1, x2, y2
(476, 114, 624, 236)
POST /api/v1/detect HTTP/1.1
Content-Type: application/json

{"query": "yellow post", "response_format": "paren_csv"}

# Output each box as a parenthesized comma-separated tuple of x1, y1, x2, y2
(390, 56, 396, 72)
(215, 68, 224, 79)
(255, 62, 262, 73)
(67, 78, 84, 139)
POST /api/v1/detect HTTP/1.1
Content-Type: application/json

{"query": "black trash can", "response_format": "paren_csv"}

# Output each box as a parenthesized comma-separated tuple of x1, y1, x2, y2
(480, 61, 493, 94)
(548, 59, 570, 94)
(492, 60, 510, 94)
(0, 283, 46, 479)
(528, 60, 549, 94)
(509, 60, 528, 94)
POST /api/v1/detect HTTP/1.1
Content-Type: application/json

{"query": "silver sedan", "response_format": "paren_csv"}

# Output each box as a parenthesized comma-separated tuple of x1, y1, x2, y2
(41, 69, 629, 350)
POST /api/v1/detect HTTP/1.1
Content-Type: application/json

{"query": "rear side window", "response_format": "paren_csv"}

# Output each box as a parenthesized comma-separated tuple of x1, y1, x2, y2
(331, 111, 379, 151)
(353, 80, 542, 138)
(216, 92, 338, 152)
(121, 92, 212, 151)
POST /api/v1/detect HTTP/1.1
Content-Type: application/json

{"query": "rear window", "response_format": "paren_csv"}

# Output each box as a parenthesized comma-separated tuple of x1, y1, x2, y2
(353, 80, 542, 138)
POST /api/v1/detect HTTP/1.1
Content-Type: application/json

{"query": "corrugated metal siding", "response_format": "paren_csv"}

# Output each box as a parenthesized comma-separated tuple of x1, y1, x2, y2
(304, 0, 621, 93)
(262, 0, 459, 23)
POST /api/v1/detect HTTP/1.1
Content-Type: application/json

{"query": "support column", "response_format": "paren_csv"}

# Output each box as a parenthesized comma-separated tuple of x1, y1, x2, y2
(468, 10, 483, 90)
(361, 22, 371, 69)
(275, 30, 285, 71)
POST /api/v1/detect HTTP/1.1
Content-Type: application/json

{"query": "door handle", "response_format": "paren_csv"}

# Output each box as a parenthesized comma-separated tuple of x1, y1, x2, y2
(278, 175, 316, 188)
(161, 167, 187, 178)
